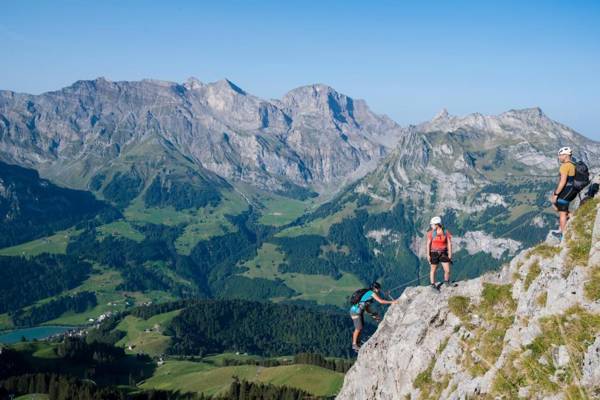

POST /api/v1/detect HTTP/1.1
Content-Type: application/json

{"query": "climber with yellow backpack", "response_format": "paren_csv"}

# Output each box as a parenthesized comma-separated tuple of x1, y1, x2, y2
(551, 147, 590, 240)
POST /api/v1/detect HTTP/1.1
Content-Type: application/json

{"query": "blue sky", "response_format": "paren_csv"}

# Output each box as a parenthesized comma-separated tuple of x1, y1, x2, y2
(1, 1, 599, 138)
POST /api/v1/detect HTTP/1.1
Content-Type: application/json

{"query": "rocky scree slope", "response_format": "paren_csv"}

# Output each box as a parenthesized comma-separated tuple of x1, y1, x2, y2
(338, 197, 600, 399)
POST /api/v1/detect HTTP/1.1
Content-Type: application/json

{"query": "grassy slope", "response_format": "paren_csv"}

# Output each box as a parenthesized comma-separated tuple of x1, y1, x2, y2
(0, 228, 80, 257)
(275, 201, 357, 238)
(0, 186, 352, 327)
(201, 352, 292, 365)
(0, 266, 176, 330)
(46, 281, 174, 327)
(243, 186, 315, 227)
(115, 309, 182, 357)
(124, 190, 248, 255)
(0, 313, 13, 330)
(140, 360, 343, 397)
(257, 364, 343, 396)
(241, 243, 362, 307)
(0, 267, 124, 330)
(96, 220, 144, 242)
(0, 189, 247, 327)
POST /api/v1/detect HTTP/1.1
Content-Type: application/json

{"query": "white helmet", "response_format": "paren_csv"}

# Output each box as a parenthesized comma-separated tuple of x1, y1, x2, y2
(558, 146, 572, 156)
(430, 216, 442, 226)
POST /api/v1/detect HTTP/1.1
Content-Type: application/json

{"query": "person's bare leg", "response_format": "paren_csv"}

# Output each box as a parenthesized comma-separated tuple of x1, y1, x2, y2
(442, 262, 451, 282)
(559, 211, 568, 233)
(352, 329, 361, 346)
(430, 264, 438, 284)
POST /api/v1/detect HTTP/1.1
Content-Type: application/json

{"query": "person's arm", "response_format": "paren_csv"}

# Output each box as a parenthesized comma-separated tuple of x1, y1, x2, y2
(426, 234, 432, 263)
(372, 292, 397, 305)
(447, 235, 452, 260)
(552, 170, 569, 202)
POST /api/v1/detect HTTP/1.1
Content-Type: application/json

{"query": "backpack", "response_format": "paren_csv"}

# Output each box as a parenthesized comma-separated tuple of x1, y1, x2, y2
(350, 288, 369, 305)
(432, 228, 447, 240)
(571, 160, 591, 192)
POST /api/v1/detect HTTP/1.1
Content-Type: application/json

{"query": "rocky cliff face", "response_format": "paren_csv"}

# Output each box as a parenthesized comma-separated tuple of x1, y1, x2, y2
(338, 198, 600, 399)
(0, 78, 404, 193)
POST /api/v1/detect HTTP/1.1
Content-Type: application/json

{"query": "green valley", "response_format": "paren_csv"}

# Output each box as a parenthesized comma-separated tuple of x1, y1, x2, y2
(140, 360, 343, 397)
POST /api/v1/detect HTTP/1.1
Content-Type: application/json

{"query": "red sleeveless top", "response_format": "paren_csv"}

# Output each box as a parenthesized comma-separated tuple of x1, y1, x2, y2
(427, 229, 452, 251)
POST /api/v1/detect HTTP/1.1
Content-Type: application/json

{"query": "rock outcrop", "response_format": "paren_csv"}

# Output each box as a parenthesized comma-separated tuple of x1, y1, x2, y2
(338, 198, 600, 399)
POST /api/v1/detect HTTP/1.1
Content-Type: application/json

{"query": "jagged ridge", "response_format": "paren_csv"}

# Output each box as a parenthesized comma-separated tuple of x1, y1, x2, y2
(0, 77, 405, 195)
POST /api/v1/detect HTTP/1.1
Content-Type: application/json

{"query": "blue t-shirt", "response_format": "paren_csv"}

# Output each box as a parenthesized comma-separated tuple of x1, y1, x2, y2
(350, 290, 375, 314)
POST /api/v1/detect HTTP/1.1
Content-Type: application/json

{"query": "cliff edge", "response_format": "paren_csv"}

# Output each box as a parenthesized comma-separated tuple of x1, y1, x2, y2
(338, 198, 600, 399)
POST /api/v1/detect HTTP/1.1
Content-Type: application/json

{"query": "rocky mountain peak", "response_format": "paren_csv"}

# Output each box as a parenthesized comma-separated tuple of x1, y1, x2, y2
(500, 106, 547, 122)
(208, 78, 246, 95)
(139, 78, 174, 87)
(183, 77, 204, 90)
(338, 199, 600, 399)
(66, 77, 115, 93)
(433, 108, 450, 120)
(280, 83, 353, 120)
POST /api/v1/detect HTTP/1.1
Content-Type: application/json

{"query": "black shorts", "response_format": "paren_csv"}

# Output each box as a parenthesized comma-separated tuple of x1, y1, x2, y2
(430, 251, 451, 265)
(555, 200, 570, 212)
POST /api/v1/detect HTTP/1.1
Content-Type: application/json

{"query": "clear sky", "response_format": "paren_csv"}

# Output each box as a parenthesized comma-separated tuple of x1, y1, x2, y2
(1, 1, 599, 139)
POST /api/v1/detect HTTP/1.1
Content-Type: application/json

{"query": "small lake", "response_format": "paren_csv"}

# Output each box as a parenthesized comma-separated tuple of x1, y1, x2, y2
(0, 326, 75, 344)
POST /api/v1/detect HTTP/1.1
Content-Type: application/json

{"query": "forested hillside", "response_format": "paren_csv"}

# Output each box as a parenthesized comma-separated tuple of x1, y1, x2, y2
(82, 299, 367, 358)
(0, 161, 119, 248)
(164, 300, 358, 357)
(0, 255, 93, 313)
(0, 297, 360, 398)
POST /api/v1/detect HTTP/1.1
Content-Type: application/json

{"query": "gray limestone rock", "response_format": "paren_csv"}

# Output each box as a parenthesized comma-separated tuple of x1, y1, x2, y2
(0, 78, 406, 193)
(581, 336, 600, 390)
(338, 202, 600, 399)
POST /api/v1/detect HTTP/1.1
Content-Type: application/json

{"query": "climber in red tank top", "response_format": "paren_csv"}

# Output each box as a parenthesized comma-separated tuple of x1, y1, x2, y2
(426, 216, 453, 291)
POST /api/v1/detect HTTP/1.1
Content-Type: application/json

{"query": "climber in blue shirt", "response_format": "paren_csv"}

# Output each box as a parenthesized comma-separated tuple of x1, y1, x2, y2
(349, 282, 397, 353)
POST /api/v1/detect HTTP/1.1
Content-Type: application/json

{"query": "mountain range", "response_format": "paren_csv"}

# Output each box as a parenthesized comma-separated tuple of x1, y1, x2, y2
(0, 77, 599, 322)
(0, 77, 404, 197)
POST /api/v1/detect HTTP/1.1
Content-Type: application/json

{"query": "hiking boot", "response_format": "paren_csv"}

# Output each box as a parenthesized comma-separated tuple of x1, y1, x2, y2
(550, 230, 563, 242)
(352, 343, 361, 353)
(430, 283, 440, 292)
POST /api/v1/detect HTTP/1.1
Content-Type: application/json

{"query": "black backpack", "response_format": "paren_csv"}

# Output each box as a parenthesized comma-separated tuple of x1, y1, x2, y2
(350, 288, 369, 305)
(572, 160, 591, 192)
